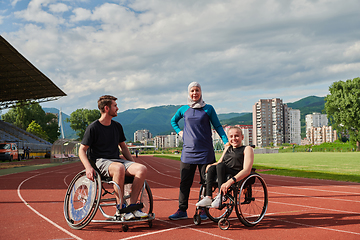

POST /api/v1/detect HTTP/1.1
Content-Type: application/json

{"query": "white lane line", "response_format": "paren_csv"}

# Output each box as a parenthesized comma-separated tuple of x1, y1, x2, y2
(140, 159, 181, 180)
(270, 199, 360, 215)
(147, 177, 360, 215)
(142, 157, 360, 216)
(142, 159, 360, 238)
(262, 174, 360, 189)
(119, 218, 235, 240)
(17, 168, 82, 240)
(266, 215, 360, 236)
(267, 183, 360, 196)
(268, 188, 360, 204)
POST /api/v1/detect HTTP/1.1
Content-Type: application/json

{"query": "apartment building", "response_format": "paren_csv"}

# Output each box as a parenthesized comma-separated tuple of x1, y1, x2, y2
(288, 109, 301, 145)
(153, 132, 182, 149)
(305, 113, 328, 140)
(253, 98, 287, 147)
(134, 129, 152, 142)
(308, 125, 337, 145)
(153, 135, 167, 149)
(252, 98, 301, 147)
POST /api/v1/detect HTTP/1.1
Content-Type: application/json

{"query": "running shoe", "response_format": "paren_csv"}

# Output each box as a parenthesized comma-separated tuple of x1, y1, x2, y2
(196, 196, 212, 207)
(211, 194, 221, 208)
(200, 208, 208, 220)
(168, 209, 188, 220)
(124, 212, 136, 220)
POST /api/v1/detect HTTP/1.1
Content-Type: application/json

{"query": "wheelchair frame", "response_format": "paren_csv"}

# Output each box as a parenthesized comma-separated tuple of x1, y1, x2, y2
(193, 170, 268, 230)
(64, 170, 155, 232)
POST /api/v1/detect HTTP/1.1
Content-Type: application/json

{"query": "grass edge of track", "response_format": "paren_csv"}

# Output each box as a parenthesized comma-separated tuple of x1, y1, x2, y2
(0, 161, 76, 176)
(153, 154, 360, 183)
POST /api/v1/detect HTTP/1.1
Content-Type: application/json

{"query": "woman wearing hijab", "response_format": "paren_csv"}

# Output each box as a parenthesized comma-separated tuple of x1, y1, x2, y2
(168, 82, 228, 220)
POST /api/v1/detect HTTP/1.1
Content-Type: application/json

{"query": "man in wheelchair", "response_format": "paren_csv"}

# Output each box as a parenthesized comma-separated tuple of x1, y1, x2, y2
(78, 95, 148, 221)
(196, 126, 254, 208)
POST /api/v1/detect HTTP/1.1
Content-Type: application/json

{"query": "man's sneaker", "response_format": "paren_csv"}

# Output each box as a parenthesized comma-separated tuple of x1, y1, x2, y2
(199, 208, 208, 220)
(126, 203, 148, 219)
(133, 209, 148, 218)
(124, 212, 136, 221)
(196, 196, 212, 207)
(211, 194, 221, 208)
(114, 203, 126, 219)
(115, 203, 135, 221)
(168, 209, 188, 220)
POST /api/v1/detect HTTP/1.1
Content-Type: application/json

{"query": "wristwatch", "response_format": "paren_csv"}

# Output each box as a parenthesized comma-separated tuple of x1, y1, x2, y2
(231, 177, 236, 183)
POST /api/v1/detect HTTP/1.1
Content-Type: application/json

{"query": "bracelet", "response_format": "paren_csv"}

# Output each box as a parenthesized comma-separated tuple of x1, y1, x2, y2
(231, 177, 236, 183)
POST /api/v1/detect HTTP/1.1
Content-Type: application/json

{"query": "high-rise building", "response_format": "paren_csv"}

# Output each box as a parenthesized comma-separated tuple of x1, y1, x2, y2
(252, 98, 300, 147)
(288, 109, 301, 145)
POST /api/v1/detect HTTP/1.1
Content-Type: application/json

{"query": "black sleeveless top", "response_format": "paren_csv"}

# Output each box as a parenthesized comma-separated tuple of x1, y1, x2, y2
(222, 145, 246, 171)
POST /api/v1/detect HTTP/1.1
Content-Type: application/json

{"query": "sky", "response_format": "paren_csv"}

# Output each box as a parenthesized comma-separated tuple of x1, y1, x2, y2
(1, 0, 360, 115)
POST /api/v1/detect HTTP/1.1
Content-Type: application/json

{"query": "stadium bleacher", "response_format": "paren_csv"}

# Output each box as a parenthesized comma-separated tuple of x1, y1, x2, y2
(0, 120, 52, 152)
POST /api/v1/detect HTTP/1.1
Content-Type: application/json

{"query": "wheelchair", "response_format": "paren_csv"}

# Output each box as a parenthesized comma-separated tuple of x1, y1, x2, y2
(64, 170, 154, 232)
(193, 168, 268, 230)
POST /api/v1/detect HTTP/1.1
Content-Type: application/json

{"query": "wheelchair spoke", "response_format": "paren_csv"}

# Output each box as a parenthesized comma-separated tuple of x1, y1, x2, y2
(64, 170, 102, 229)
(235, 174, 268, 227)
(200, 184, 234, 222)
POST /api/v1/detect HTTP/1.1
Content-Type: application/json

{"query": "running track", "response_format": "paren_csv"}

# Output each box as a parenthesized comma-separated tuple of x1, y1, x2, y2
(1, 155, 359, 240)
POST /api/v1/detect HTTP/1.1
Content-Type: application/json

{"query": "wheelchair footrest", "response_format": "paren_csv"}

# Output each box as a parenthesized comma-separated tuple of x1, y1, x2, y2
(93, 213, 155, 223)
(118, 203, 144, 214)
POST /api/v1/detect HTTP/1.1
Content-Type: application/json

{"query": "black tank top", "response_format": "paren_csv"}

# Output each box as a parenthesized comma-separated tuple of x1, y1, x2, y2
(222, 145, 246, 171)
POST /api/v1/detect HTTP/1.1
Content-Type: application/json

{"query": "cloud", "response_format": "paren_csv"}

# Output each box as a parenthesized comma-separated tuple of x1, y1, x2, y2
(70, 7, 92, 22)
(11, 0, 21, 7)
(49, 3, 71, 13)
(14, 0, 64, 25)
(2, 0, 360, 115)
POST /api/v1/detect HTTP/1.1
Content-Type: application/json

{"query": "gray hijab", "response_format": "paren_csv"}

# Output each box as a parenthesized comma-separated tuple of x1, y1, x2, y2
(187, 82, 206, 108)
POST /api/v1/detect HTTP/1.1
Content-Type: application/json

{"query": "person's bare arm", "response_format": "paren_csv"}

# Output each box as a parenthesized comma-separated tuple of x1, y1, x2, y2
(119, 142, 134, 161)
(79, 144, 96, 181)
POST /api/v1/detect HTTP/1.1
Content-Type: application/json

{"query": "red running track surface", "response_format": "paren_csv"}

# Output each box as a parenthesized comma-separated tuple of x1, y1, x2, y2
(0, 155, 359, 240)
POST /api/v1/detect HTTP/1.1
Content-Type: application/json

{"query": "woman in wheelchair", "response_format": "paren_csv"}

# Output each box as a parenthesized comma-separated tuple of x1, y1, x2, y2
(196, 126, 254, 208)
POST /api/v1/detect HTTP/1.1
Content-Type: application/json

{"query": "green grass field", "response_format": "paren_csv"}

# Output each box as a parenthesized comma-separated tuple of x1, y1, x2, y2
(154, 152, 360, 182)
(253, 152, 360, 182)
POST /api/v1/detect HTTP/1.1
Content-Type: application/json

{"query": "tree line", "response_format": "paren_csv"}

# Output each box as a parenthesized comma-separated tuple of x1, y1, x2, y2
(1, 104, 100, 143)
(2, 103, 60, 143)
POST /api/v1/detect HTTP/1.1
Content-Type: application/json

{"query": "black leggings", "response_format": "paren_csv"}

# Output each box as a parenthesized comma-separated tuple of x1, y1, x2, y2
(179, 162, 207, 211)
(206, 162, 238, 196)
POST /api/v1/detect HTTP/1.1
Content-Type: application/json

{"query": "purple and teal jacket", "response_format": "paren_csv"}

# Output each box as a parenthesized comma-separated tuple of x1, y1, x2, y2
(171, 104, 228, 164)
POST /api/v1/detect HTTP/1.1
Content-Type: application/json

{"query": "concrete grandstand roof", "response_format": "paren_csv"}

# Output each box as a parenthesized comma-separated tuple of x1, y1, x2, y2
(0, 35, 66, 110)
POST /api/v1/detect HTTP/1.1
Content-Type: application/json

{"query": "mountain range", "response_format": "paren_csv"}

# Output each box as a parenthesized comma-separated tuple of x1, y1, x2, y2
(44, 95, 326, 141)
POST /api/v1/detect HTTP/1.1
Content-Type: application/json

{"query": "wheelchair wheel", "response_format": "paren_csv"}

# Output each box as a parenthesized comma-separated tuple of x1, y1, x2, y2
(193, 214, 201, 225)
(235, 173, 268, 227)
(199, 184, 234, 223)
(64, 170, 102, 229)
(218, 218, 230, 230)
(123, 180, 153, 215)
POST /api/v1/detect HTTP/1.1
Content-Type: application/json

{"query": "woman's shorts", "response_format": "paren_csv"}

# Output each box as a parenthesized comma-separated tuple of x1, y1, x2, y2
(95, 158, 134, 178)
